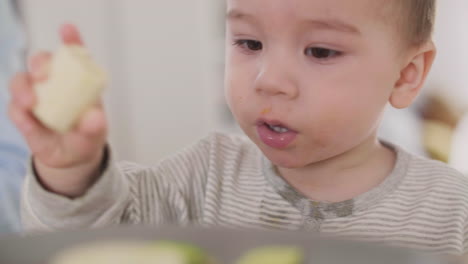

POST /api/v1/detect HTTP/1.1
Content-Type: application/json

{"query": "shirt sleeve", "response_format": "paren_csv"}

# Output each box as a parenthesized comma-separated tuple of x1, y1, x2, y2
(21, 135, 214, 232)
(464, 218, 468, 254)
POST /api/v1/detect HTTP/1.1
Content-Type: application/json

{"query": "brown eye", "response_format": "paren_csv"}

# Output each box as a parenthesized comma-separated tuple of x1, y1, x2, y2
(246, 40, 263, 51)
(305, 47, 340, 59)
(234, 40, 263, 51)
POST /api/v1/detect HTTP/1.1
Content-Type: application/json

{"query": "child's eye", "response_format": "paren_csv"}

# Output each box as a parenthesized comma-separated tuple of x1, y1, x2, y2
(233, 39, 263, 51)
(304, 47, 341, 59)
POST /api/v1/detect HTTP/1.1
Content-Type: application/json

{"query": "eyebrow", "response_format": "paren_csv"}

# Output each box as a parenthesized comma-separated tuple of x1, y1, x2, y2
(227, 9, 257, 23)
(303, 19, 361, 35)
(227, 9, 361, 35)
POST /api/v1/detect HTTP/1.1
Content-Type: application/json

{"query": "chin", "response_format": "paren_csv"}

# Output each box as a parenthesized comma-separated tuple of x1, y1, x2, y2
(257, 144, 310, 169)
(243, 129, 310, 169)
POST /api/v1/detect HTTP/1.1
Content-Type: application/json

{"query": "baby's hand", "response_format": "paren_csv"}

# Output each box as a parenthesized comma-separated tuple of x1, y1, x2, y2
(8, 24, 108, 197)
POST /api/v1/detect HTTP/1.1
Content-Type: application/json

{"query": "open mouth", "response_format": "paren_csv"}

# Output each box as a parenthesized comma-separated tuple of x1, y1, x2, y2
(255, 119, 298, 149)
(257, 118, 296, 134)
(265, 123, 290, 134)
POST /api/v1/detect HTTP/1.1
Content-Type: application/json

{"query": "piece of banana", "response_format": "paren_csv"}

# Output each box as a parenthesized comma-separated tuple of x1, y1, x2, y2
(50, 240, 215, 264)
(236, 246, 303, 264)
(33, 44, 107, 133)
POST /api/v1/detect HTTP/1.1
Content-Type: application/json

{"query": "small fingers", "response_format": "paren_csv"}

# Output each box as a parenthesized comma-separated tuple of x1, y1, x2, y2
(29, 52, 52, 83)
(60, 23, 85, 46)
(9, 72, 35, 109)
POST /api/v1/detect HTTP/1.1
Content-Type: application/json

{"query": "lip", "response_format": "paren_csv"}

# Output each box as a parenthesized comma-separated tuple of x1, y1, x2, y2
(255, 118, 298, 149)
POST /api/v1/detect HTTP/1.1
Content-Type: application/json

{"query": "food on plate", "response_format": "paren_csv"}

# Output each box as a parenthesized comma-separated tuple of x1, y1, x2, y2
(50, 240, 214, 264)
(235, 246, 304, 264)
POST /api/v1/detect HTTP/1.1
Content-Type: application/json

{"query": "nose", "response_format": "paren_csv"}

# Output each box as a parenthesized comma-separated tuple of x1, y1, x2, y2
(254, 56, 299, 100)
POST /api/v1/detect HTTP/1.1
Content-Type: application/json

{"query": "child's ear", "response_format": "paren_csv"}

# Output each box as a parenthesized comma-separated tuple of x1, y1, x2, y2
(389, 42, 437, 109)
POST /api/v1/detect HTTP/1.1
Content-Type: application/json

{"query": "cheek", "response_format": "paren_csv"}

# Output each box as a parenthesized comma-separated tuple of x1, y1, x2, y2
(301, 66, 392, 142)
(225, 69, 245, 114)
(224, 52, 258, 116)
(224, 73, 253, 131)
(316, 57, 394, 115)
(315, 85, 386, 132)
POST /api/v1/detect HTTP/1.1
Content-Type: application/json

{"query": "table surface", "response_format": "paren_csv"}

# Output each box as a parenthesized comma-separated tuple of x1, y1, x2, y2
(0, 226, 451, 264)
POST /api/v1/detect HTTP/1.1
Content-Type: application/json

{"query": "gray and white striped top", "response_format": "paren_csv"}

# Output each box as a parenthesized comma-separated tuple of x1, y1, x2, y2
(22, 133, 468, 255)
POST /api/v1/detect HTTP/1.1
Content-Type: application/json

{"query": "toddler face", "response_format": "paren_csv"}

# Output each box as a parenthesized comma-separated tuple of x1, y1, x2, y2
(225, 0, 407, 168)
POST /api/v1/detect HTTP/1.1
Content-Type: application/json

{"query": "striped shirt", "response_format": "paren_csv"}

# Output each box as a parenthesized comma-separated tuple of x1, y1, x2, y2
(22, 133, 468, 255)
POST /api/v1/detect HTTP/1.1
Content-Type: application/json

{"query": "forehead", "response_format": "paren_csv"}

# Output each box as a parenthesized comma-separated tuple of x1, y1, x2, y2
(226, 0, 388, 30)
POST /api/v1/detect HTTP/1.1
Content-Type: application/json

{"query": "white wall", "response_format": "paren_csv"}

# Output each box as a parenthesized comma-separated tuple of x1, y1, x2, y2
(20, 0, 226, 164)
(119, 0, 215, 164)
(427, 0, 468, 111)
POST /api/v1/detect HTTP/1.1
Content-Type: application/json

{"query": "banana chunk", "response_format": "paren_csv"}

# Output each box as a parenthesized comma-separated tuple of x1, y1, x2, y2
(236, 246, 303, 264)
(33, 44, 107, 133)
(50, 240, 215, 264)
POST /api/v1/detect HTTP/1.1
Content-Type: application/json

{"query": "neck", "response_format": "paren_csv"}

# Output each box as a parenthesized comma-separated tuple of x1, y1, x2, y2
(277, 135, 396, 203)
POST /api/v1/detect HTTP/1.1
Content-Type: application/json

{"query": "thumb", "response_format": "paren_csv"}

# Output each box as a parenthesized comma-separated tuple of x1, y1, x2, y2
(60, 23, 85, 46)
(76, 106, 107, 137)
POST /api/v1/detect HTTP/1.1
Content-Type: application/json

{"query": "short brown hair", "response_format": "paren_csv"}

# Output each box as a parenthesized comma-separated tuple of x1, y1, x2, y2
(394, 0, 436, 46)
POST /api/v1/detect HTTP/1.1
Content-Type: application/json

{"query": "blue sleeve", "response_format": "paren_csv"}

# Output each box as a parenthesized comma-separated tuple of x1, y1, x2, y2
(0, 0, 29, 234)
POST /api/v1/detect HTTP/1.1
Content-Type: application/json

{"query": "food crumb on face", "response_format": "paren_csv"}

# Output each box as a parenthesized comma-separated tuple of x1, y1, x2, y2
(261, 108, 271, 115)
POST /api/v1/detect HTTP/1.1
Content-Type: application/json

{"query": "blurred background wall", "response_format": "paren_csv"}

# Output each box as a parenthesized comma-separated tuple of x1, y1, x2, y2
(20, 0, 228, 164)
(18, 0, 468, 169)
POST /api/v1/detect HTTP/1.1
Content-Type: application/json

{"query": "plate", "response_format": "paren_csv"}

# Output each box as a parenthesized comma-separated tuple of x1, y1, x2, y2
(0, 226, 449, 264)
